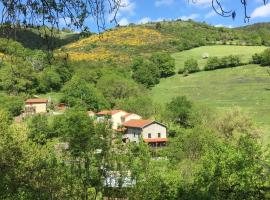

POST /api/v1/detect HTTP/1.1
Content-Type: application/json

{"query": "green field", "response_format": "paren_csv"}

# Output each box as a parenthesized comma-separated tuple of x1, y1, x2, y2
(172, 45, 267, 71)
(152, 45, 270, 141)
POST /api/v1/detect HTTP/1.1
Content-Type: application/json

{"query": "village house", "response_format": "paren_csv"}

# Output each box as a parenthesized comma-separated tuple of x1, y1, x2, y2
(25, 98, 48, 114)
(87, 111, 96, 118)
(122, 119, 168, 147)
(96, 110, 142, 130)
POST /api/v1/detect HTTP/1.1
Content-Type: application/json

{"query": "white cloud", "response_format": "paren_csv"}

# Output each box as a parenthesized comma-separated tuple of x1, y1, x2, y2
(215, 24, 233, 28)
(119, 0, 136, 16)
(205, 10, 216, 19)
(108, 0, 135, 25)
(180, 13, 199, 21)
(138, 17, 152, 24)
(251, 3, 270, 18)
(118, 18, 129, 26)
(155, 0, 174, 7)
(189, 0, 212, 8)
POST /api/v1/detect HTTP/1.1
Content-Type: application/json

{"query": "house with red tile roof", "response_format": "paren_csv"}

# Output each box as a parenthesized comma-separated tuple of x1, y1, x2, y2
(122, 119, 167, 147)
(96, 110, 142, 130)
(25, 98, 48, 114)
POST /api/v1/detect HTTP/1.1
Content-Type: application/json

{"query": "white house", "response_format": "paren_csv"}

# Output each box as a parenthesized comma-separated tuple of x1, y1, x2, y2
(25, 98, 48, 114)
(122, 119, 167, 147)
(96, 110, 142, 130)
(121, 113, 142, 123)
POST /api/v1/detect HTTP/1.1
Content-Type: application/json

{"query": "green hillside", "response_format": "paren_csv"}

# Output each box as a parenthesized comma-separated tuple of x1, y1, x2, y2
(61, 20, 270, 64)
(172, 45, 267, 71)
(152, 45, 270, 139)
(0, 26, 80, 50)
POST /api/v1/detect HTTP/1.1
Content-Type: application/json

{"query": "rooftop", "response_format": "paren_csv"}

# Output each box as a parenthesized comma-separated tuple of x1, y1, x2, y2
(122, 119, 153, 128)
(144, 138, 168, 143)
(97, 110, 126, 115)
(25, 98, 48, 104)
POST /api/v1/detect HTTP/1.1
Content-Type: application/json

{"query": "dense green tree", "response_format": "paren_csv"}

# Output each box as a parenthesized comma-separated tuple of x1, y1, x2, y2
(61, 77, 109, 111)
(252, 53, 263, 64)
(261, 48, 270, 66)
(150, 52, 175, 77)
(195, 135, 270, 199)
(115, 95, 156, 118)
(205, 55, 241, 71)
(183, 58, 200, 73)
(38, 67, 62, 92)
(0, 94, 24, 116)
(97, 74, 139, 107)
(215, 108, 259, 139)
(0, 60, 38, 95)
(27, 114, 52, 145)
(204, 56, 221, 71)
(132, 59, 160, 88)
(164, 96, 193, 128)
(52, 108, 117, 199)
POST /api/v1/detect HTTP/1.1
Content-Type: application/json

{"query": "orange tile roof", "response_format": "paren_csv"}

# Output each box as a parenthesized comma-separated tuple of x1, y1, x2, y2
(144, 138, 168, 143)
(25, 98, 48, 104)
(122, 119, 153, 128)
(97, 110, 125, 115)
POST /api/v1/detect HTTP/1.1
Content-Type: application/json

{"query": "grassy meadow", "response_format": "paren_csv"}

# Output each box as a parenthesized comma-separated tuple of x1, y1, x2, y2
(152, 45, 270, 141)
(172, 45, 267, 71)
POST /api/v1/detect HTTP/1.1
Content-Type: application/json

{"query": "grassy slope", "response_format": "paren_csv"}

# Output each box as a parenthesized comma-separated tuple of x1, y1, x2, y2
(151, 46, 270, 141)
(172, 45, 267, 71)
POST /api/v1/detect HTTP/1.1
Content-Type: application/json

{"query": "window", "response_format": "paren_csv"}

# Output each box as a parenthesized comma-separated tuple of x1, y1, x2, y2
(158, 133, 161, 138)
(148, 133, 151, 138)
(133, 132, 136, 137)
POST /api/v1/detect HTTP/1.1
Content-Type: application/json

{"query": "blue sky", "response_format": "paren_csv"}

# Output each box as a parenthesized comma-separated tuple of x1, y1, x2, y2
(92, 0, 270, 31)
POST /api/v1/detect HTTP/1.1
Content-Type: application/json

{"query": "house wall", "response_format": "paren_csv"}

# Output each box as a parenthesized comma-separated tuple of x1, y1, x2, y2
(142, 123, 167, 139)
(124, 114, 142, 123)
(26, 103, 47, 113)
(111, 111, 128, 129)
(124, 128, 142, 143)
(124, 123, 167, 143)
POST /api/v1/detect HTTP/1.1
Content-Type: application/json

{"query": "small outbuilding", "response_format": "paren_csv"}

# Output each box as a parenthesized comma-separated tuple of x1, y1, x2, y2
(25, 98, 48, 114)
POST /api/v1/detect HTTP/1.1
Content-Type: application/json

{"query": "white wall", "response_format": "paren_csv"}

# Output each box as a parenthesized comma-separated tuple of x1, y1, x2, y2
(26, 103, 47, 113)
(124, 114, 142, 122)
(111, 111, 128, 129)
(124, 122, 167, 143)
(123, 128, 142, 143)
(142, 123, 166, 139)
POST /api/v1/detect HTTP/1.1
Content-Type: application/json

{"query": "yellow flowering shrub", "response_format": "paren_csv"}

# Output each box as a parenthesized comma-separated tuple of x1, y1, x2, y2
(66, 27, 165, 49)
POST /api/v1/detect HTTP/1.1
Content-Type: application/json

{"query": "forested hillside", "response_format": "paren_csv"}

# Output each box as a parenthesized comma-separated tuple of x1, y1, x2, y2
(1, 20, 270, 199)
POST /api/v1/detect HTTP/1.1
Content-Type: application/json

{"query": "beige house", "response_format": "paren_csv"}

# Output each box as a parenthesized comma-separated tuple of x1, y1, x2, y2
(25, 98, 48, 114)
(122, 119, 167, 147)
(96, 110, 142, 130)
(88, 111, 96, 118)
(121, 113, 142, 123)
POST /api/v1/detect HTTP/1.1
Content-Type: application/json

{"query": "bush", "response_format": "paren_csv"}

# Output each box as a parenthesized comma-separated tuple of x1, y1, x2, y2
(184, 58, 200, 73)
(252, 53, 263, 64)
(131, 58, 160, 88)
(205, 55, 241, 71)
(261, 48, 270, 66)
(204, 57, 220, 71)
(251, 48, 270, 66)
(178, 68, 185, 74)
(150, 52, 175, 78)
